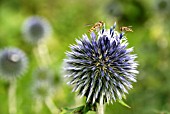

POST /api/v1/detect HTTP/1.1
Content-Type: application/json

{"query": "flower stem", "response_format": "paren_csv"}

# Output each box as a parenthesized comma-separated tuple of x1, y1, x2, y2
(45, 96, 60, 114)
(33, 100, 43, 114)
(8, 80, 17, 114)
(97, 104, 104, 114)
(36, 42, 52, 67)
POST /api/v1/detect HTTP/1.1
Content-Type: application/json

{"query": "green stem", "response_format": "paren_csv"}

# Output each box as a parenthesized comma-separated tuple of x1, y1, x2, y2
(34, 42, 51, 67)
(8, 80, 17, 114)
(34, 42, 60, 113)
(45, 96, 60, 114)
(33, 100, 43, 114)
(97, 104, 104, 114)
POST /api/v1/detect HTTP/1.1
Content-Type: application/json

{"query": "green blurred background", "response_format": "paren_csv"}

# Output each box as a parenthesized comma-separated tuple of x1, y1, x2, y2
(0, 0, 170, 114)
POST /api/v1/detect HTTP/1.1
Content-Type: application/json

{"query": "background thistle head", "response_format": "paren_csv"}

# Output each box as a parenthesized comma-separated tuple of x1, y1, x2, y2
(0, 47, 28, 80)
(22, 16, 52, 45)
(32, 67, 54, 83)
(31, 67, 56, 100)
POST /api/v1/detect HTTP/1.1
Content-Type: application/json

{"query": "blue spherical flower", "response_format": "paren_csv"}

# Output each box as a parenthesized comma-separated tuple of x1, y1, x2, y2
(22, 16, 52, 44)
(64, 22, 139, 105)
(0, 48, 28, 80)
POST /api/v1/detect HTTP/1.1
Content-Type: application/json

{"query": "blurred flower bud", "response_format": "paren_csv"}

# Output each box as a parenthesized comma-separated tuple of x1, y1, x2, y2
(0, 47, 28, 80)
(22, 16, 52, 44)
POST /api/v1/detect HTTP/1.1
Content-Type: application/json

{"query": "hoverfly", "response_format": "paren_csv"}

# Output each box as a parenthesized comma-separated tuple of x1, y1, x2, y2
(88, 21, 104, 32)
(120, 26, 133, 32)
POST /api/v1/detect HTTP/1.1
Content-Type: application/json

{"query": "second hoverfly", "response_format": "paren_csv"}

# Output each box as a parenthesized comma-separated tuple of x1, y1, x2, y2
(88, 21, 104, 32)
(120, 26, 133, 32)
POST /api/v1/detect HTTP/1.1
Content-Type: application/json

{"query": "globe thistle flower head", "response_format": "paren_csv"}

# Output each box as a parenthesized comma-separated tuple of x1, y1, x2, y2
(64, 22, 139, 105)
(32, 67, 56, 101)
(32, 82, 54, 101)
(33, 67, 54, 83)
(22, 16, 52, 44)
(0, 48, 28, 80)
(153, 0, 170, 16)
(106, 1, 123, 18)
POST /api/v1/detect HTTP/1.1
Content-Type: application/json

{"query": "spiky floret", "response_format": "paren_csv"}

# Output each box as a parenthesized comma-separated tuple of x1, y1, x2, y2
(64, 22, 138, 105)
(0, 48, 28, 80)
(22, 16, 52, 44)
